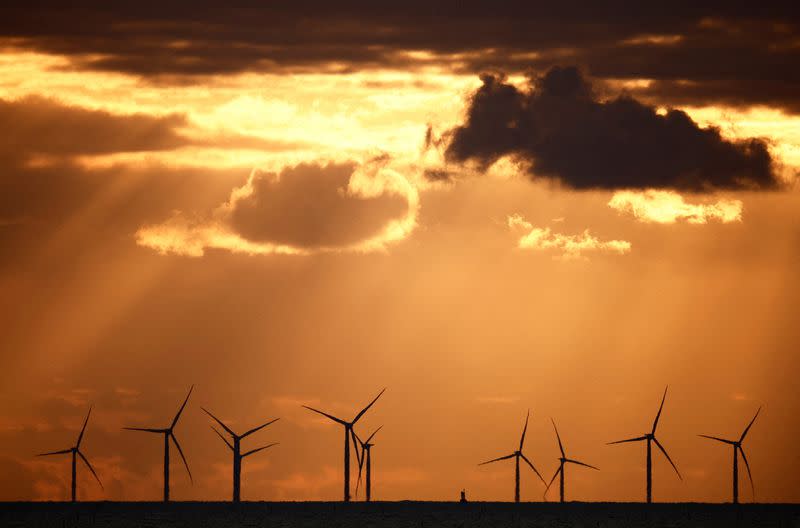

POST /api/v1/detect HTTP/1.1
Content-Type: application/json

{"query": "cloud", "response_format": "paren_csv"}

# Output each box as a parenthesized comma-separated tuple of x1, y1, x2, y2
(508, 214, 631, 260)
(608, 190, 743, 224)
(0, 96, 188, 161)
(136, 158, 419, 257)
(445, 67, 780, 191)
(2, 7, 800, 112)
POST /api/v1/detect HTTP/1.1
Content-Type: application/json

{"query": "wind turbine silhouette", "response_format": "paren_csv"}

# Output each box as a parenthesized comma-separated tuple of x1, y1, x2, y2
(303, 388, 385, 502)
(123, 386, 193, 502)
(478, 410, 546, 502)
(355, 426, 382, 502)
(699, 406, 761, 504)
(37, 406, 103, 502)
(544, 418, 599, 502)
(608, 386, 682, 503)
(202, 407, 279, 502)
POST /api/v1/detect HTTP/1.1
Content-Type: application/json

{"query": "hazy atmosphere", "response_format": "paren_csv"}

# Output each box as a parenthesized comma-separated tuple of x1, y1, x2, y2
(0, 4, 799, 504)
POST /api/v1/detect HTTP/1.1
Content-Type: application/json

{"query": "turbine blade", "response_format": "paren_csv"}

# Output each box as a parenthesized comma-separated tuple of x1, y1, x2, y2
(77, 451, 104, 490)
(201, 407, 235, 437)
(653, 437, 682, 481)
(739, 446, 755, 499)
(170, 433, 193, 484)
(355, 446, 366, 497)
(37, 448, 72, 456)
(171, 385, 194, 429)
(365, 425, 383, 445)
(478, 453, 515, 465)
(544, 465, 562, 497)
(242, 442, 279, 458)
(350, 428, 362, 467)
(698, 434, 735, 445)
(241, 417, 279, 439)
(607, 435, 648, 445)
(210, 426, 233, 450)
(302, 406, 347, 425)
(519, 410, 530, 451)
(652, 386, 668, 434)
(353, 429, 365, 448)
(551, 418, 565, 458)
(521, 453, 546, 484)
(566, 458, 599, 470)
(123, 427, 164, 433)
(76, 406, 92, 448)
(352, 388, 386, 425)
(740, 406, 762, 443)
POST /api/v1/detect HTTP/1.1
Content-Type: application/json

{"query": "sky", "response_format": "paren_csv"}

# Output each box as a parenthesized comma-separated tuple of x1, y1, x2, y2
(0, 4, 799, 503)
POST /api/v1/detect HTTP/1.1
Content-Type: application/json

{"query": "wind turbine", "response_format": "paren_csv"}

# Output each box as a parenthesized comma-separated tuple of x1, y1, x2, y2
(202, 407, 279, 502)
(478, 410, 546, 502)
(699, 406, 761, 504)
(355, 426, 382, 502)
(123, 386, 193, 502)
(543, 418, 598, 502)
(302, 388, 385, 502)
(37, 406, 103, 502)
(608, 386, 682, 503)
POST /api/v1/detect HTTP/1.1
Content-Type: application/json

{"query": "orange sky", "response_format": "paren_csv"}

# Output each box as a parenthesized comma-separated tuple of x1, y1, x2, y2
(1, 12, 800, 503)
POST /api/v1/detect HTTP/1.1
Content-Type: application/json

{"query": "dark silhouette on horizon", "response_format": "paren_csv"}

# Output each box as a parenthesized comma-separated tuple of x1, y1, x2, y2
(123, 386, 193, 502)
(479, 409, 546, 502)
(355, 426, 382, 502)
(608, 386, 682, 503)
(302, 388, 386, 502)
(202, 407, 279, 503)
(37, 405, 103, 502)
(544, 418, 599, 502)
(699, 406, 761, 504)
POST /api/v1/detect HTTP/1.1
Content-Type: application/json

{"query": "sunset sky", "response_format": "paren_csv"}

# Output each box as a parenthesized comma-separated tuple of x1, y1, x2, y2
(0, 4, 799, 503)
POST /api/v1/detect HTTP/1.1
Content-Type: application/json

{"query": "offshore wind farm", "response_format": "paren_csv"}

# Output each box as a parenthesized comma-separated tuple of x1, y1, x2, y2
(2, 3, 800, 527)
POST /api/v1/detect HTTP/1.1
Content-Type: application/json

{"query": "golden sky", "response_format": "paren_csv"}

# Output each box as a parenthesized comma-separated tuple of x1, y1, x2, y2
(0, 6, 799, 503)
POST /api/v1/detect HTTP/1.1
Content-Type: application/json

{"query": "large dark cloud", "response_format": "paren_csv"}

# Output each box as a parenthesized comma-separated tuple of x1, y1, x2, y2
(1, 4, 799, 111)
(230, 162, 410, 249)
(443, 67, 779, 191)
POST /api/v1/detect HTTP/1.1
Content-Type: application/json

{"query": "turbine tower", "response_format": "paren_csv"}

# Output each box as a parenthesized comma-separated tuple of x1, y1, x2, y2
(543, 418, 599, 502)
(303, 388, 386, 502)
(355, 426, 382, 502)
(608, 386, 682, 503)
(699, 406, 761, 504)
(37, 406, 103, 502)
(478, 410, 546, 502)
(123, 386, 194, 502)
(202, 407, 279, 502)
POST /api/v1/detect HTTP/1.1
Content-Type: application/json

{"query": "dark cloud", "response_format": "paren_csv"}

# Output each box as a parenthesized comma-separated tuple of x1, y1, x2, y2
(230, 162, 410, 249)
(1, 5, 799, 110)
(444, 67, 780, 191)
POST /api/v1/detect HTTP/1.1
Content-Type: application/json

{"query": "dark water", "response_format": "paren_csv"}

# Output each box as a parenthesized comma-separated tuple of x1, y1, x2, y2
(0, 502, 798, 527)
